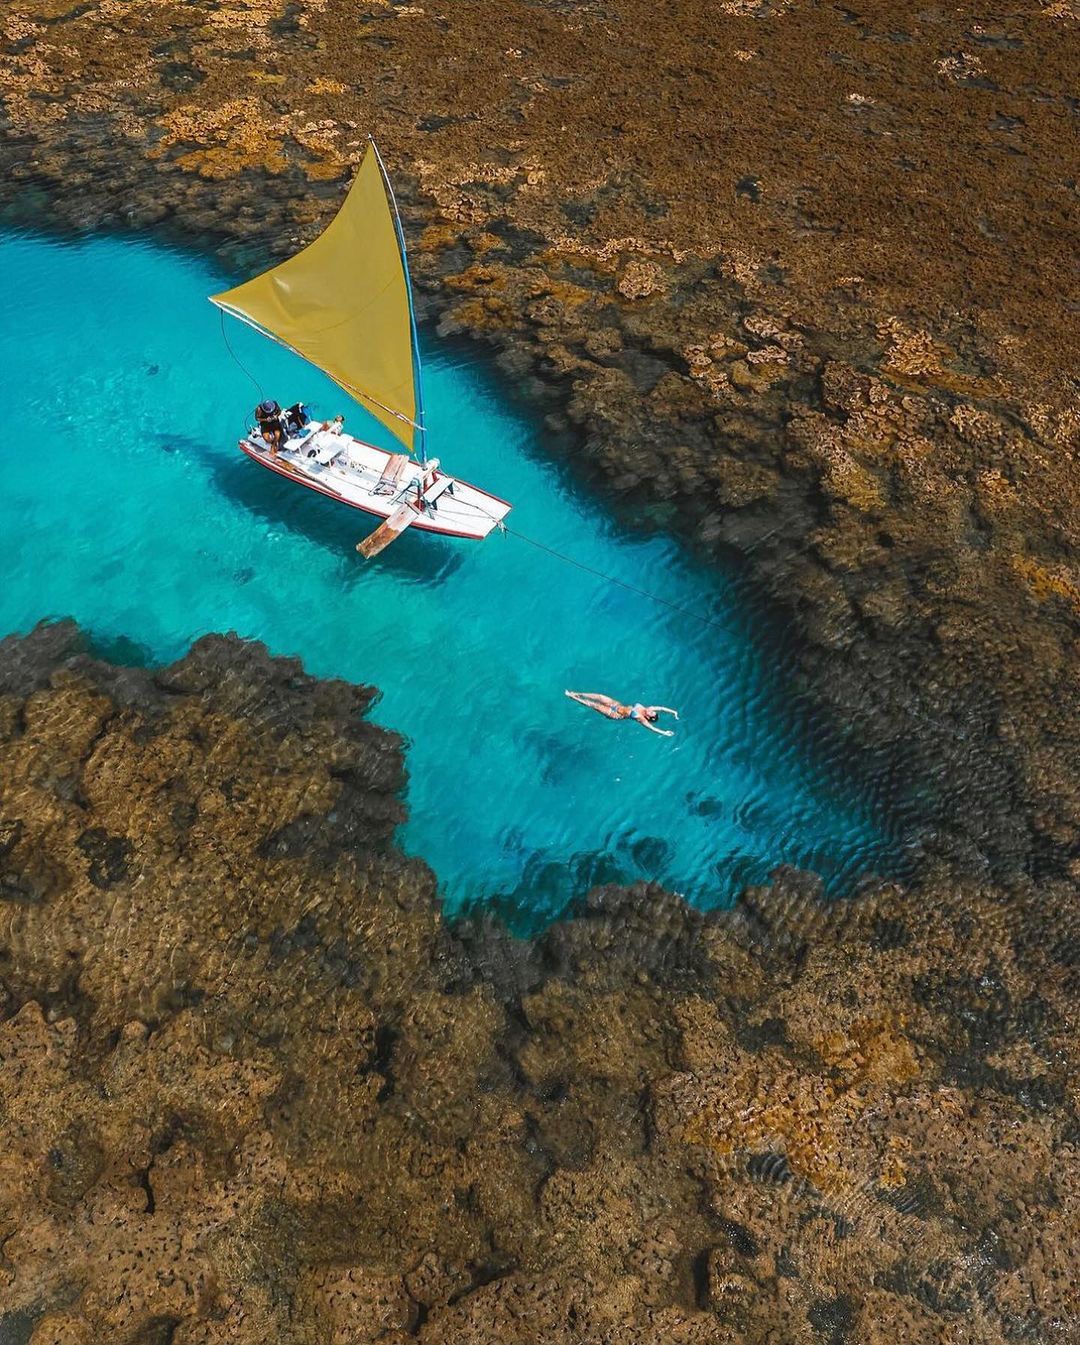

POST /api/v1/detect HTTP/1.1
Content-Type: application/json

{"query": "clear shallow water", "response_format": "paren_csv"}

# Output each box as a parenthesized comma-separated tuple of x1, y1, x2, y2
(0, 230, 911, 926)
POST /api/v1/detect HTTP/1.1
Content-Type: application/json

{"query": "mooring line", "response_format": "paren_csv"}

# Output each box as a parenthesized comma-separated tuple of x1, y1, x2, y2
(499, 523, 737, 635)
(492, 514, 958, 749)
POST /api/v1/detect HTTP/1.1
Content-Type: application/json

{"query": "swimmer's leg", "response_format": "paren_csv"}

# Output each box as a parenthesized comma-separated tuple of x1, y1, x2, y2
(566, 691, 607, 710)
(567, 691, 625, 722)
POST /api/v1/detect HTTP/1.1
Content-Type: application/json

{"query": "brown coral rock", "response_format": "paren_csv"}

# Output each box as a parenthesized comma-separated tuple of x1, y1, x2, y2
(0, 629, 1077, 1341)
(3, 0, 1080, 1338)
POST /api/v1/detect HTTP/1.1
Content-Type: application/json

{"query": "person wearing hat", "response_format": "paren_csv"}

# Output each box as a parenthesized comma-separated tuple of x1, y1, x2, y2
(254, 399, 283, 456)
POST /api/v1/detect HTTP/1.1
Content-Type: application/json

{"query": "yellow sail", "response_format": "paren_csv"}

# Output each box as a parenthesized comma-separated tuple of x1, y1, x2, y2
(211, 147, 418, 452)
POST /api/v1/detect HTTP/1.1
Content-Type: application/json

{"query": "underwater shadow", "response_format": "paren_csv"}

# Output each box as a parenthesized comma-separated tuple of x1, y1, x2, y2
(82, 629, 157, 669)
(459, 847, 632, 936)
(190, 437, 468, 589)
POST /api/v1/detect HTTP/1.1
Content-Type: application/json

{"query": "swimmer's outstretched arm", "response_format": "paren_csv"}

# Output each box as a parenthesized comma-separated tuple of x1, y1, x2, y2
(651, 705, 679, 719)
(638, 717, 674, 737)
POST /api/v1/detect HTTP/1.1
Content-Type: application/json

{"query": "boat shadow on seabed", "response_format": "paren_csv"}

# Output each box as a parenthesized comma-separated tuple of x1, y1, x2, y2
(172, 431, 469, 589)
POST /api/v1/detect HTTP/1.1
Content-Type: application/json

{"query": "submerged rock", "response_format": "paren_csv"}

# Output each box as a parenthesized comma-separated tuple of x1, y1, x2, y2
(0, 628, 1078, 1342)
(2, 0, 1080, 1336)
(1, 0, 1077, 897)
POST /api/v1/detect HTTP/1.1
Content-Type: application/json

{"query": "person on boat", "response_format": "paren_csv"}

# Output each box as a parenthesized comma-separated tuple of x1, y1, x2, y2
(565, 691, 679, 737)
(254, 399, 283, 456)
(281, 402, 311, 439)
(302, 415, 348, 465)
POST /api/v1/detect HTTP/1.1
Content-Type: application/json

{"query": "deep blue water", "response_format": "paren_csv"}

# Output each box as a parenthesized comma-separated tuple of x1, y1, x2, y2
(0, 230, 912, 926)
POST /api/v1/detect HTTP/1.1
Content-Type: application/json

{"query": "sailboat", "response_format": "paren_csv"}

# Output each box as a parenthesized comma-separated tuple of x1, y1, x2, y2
(210, 140, 512, 557)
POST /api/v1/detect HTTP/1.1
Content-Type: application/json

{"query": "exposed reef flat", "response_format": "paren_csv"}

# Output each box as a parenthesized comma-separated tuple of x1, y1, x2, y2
(2, 0, 1080, 1339)
(2, 623, 1079, 1342)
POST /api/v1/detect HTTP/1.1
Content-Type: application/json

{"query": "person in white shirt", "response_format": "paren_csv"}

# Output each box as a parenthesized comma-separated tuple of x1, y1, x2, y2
(302, 415, 347, 464)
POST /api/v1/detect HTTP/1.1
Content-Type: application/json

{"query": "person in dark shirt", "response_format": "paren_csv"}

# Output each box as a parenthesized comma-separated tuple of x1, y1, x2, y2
(254, 399, 283, 456)
(281, 402, 310, 439)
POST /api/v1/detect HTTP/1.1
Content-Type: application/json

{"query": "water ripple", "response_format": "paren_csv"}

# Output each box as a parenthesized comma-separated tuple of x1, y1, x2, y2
(0, 228, 922, 927)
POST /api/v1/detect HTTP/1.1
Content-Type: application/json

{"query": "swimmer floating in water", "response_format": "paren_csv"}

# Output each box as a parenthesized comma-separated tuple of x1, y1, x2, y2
(565, 690, 679, 737)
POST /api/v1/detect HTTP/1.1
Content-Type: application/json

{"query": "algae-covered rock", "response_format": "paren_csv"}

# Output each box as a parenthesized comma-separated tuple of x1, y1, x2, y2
(2, 0, 1080, 1336)
(0, 625, 1077, 1341)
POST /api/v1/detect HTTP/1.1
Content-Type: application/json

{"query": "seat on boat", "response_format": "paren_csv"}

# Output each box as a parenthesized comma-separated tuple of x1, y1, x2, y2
(374, 452, 410, 495)
(419, 474, 454, 508)
(300, 429, 345, 465)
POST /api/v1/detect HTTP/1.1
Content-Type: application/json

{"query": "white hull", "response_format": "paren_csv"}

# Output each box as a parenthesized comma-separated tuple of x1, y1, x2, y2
(239, 428, 512, 541)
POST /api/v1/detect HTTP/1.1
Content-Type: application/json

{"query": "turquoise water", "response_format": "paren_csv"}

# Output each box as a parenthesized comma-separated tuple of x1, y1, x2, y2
(0, 230, 911, 926)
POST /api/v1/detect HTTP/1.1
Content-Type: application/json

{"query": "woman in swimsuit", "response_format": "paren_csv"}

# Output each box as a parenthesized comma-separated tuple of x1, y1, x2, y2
(565, 691, 679, 737)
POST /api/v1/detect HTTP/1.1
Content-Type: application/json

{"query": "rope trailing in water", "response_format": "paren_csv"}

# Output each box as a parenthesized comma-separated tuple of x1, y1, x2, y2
(461, 484, 788, 635)
(505, 513, 975, 759)
(220, 309, 264, 400)
(215, 320, 788, 640)
(499, 523, 737, 635)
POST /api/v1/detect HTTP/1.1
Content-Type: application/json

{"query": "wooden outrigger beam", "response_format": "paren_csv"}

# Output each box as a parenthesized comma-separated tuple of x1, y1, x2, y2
(356, 501, 418, 558)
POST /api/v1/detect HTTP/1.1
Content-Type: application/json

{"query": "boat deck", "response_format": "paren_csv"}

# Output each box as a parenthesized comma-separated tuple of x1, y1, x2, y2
(238, 428, 511, 541)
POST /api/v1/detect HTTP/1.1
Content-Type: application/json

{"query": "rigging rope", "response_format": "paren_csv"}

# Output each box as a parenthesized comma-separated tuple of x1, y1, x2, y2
(458, 482, 790, 637)
(498, 523, 738, 636)
(220, 309, 264, 400)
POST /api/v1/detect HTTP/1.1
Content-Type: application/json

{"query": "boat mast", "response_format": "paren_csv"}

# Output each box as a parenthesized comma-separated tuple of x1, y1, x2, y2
(370, 137, 427, 464)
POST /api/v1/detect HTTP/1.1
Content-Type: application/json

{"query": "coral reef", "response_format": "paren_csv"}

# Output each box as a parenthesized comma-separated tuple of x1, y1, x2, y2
(1, 0, 1077, 879)
(2, 0, 1080, 1339)
(1, 624, 1078, 1342)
